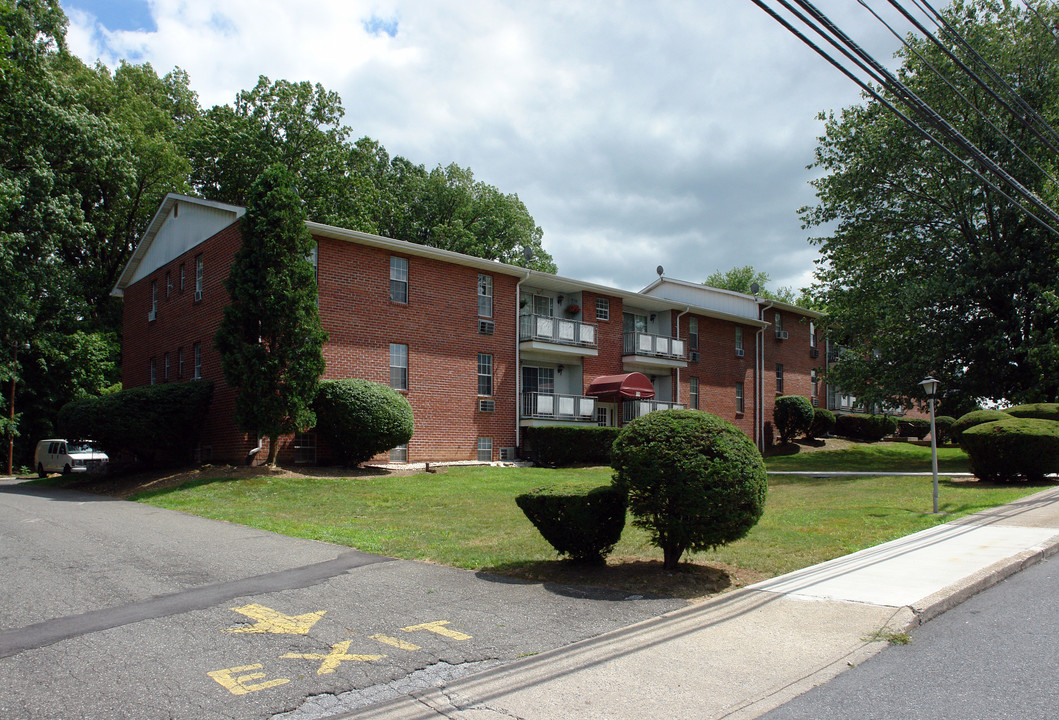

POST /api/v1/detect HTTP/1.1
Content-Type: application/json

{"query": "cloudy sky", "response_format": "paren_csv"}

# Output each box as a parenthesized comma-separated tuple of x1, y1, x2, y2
(61, 1, 915, 294)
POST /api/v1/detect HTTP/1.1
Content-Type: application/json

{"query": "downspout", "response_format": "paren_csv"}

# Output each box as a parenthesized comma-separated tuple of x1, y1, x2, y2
(675, 306, 690, 405)
(755, 301, 775, 451)
(515, 271, 531, 456)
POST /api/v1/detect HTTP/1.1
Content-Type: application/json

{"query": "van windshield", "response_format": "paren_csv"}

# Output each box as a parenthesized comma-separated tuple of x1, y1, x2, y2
(67, 442, 101, 453)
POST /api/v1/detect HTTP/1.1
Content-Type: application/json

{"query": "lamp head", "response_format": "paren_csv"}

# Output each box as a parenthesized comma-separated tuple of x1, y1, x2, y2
(919, 376, 940, 398)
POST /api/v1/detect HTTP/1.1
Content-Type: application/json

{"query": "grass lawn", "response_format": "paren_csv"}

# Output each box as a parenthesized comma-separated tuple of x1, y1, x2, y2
(765, 440, 971, 473)
(126, 446, 1049, 598)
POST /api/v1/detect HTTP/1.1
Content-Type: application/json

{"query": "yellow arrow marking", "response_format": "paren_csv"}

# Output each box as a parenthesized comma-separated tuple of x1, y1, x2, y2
(371, 633, 421, 651)
(207, 664, 290, 695)
(282, 640, 385, 674)
(224, 604, 326, 635)
(401, 620, 472, 640)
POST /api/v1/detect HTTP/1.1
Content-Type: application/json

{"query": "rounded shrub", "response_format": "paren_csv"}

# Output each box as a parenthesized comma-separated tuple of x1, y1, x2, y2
(834, 413, 898, 442)
(1004, 403, 1059, 422)
(807, 407, 836, 440)
(774, 395, 815, 444)
(610, 409, 767, 570)
(951, 409, 1011, 442)
(934, 416, 956, 444)
(960, 418, 1059, 483)
(312, 379, 414, 466)
(896, 418, 931, 439)
(523, 426, 620, 467)
(515, 484, 626, 563)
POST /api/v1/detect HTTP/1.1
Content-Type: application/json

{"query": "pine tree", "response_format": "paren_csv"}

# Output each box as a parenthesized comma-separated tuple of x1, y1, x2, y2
(214, 164, 327, 466)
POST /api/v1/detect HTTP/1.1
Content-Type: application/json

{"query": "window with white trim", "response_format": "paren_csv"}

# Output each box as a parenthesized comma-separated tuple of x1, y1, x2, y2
(689, 377, 699, 410)
(390, 256, 408, 303)
(596, 298, 610, 321)
(177, 347, 184, 378)
(390, 343, 408, 390)
(477, 437, 493, 462)
(150, 280, 158, 316)
(194, 255, 203, 299)
(776, 363, 784, 394)
(735, 326, 744, 353)
(166, 271, 172, 298)
(163, 352, 170, 381)
(180, 263, 185, 292)
(477, 274, 493, 317)
(810, 321, 817, 348)
(477, 353, 493, 396)
(689, 317, 699, 350)
(193, 342, 202, 379)
(149, 357, 156, 385)
(736, 382, 745, 414)
(774, 312, 783, 333)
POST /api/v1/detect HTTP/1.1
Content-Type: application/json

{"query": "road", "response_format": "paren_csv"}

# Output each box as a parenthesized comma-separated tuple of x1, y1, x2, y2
(0, 483, 684, 720)
(760, 555, 1059, 720)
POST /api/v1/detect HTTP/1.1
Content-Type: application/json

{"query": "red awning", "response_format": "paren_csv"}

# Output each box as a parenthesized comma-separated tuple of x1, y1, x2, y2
(585, 372, 655, 402)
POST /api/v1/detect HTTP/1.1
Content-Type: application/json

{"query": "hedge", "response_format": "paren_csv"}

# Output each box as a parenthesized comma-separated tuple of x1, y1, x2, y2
(1004, 403, 1059, 422)
(57, 381, 214, 465)
(834, 413, 898, 442)
(934, 416, 956, 444)
(960, 418, 1059, 483)
(896, 418, 931, 439)
(523, 426, 620, 467)
(807, 407, 836, 440)
(312, 379, 414, 466)
(774, 395, 814, 444)
(515, 484, 626, 563)
(951, 409, 1012, 442)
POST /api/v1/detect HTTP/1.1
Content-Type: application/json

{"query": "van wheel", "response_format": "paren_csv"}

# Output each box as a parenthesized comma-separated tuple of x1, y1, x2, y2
(62, 464, 71, 475)
(37, 463, 46, 478)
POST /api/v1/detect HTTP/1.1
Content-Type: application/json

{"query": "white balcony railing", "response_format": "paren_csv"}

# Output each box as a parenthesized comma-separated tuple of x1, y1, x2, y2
(520, 314, 597, 348)
(622, 331, 686, 361)
(622, 399, 685, 423)
(522, 392, 597, 421)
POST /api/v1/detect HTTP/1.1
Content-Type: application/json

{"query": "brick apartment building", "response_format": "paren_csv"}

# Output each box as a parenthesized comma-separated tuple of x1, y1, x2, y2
(112, 194, 825, 465)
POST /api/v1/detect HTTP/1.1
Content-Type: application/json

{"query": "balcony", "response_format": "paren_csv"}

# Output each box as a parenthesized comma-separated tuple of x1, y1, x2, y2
(622, 399, 685, 423)
(521, 392, 597, 422)
(520, 314, 598, 359)
(621, 331, 687, 370)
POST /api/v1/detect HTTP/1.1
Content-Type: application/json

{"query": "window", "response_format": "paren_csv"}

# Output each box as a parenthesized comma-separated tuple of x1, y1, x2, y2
(477, 274, 493, 317)
(180, 263, 185, 292)
(596, 298, 610, 321)
(163, 352, 170, 381)
(150, 280, 158, 316)
(532, 294, 553, 317)
(810, 321, 817, 348)
(596, 407, 609, 427)
(194, 255, 203, 300)
(477, 353, 493, 396)
(735, 326, 744, 353)
(689, 377, 700, 410)
(294, 433, 317, 464)
(193, 342, 202, 379)
(166, 271, 172, 298)
(390, 257, 408, 303)
(390, 443, 408, 463)
(623, 312, 647, 333)
(689, 318, 699, 350)
(177, 347, 184, 378)
(776, 363, 784, 394)
(775, 312, 783, 333)
(477, 437, 493, 462)
(389, 343, 408, 390)
(736, 382, 745, 414)
(522, 366, 554, 395)
(812, 369, 819, 396)
(149, 358, 156, 385)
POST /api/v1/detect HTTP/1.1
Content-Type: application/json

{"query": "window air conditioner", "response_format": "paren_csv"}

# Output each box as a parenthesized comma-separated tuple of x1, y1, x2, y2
(194, 290, 203, 302)
(689, 351, 700, 362)
(148, 310, 157, 322)
(810, 347, 819, 358)
(478, 319, 495, 335)
(775, 330, 789, 340)
(736, 348, 744, 357)
(499, 447, 516, 461)
(479, 399, 495, 413)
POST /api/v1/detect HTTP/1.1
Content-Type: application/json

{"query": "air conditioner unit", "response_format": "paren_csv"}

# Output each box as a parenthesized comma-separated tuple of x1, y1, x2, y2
(147, 309, 157, 322)
(811, 397, 819, 407)
(478, 319, 495, 335)
(689, 351, 700, 362)
(478, 399, 495, 413)
(499, 447, 516, 461)
(810, 347, 819, 358)
(194, 290, 203, 302)
(775, 330, 789, 340)
(736, 348, 745, 357)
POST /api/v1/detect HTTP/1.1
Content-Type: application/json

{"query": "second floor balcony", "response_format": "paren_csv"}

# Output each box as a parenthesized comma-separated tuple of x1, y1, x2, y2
(520, 314, 598, 358)
(622, 330, 687, 369)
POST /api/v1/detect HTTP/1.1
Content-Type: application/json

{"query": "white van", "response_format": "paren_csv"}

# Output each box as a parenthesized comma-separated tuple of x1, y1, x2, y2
(34, 439, 109, 477)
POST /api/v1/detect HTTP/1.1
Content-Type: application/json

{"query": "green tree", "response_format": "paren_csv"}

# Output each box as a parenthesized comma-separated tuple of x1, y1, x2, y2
(214, 164, 327, 467)
(806, 0, 1059, 409)
(703, 265, 795, 303)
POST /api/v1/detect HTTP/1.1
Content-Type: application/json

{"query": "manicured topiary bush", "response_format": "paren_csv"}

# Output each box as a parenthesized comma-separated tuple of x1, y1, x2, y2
(807, 407, 836, 440)
(950, 409, 1012, 442)
(774, 395, 815, 444)
(834, 413, 898, 442)
(57, 381, 215, 466)
(960, 418, 1059, 483)
(515, 484, 626, 563)
(523, 426, 620, 467)
(610, 409, 767, 570)
(1004, 403, 1059, 422)
(897, 418, 931, 439)
(934, 416, 956, 444)
(312, 379, 413, 466)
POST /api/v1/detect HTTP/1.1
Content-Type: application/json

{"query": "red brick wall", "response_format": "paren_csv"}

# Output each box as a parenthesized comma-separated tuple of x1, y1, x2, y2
(580, 291, 625, 389)
(677, 313, 756, 440)
(761, 308, 817, 445)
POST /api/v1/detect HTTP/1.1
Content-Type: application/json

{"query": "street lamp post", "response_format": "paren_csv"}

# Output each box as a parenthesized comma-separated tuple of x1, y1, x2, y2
(919, 376, 941, 514)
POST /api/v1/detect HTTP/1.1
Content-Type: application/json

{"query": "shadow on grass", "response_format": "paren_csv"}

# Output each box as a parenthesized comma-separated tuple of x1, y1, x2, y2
(476, 557, 740, 602)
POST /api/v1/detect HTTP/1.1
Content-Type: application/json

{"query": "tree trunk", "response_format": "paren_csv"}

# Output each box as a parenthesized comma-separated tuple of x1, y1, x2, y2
(266, 433, 280, 467)
(663, 544, 684, 571)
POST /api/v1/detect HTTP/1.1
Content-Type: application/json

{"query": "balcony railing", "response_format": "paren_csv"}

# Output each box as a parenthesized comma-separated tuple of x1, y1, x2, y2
(520, 314, 597, 348)
(622, 331, 686, 361)
(622, 399, 685, 423)
(522, 392, 596, 421)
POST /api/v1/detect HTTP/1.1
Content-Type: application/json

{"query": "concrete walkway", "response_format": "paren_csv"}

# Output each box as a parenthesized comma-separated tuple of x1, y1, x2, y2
(339, 485, 1059, 720)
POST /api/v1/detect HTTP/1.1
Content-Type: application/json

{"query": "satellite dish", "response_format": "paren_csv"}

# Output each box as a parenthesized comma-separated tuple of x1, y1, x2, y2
(750, 282, 760, 295)
(523, 246, 533, 263)
(656, 265, 664, 277)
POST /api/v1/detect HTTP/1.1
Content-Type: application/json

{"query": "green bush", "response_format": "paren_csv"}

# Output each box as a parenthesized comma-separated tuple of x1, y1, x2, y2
(807, 407, 836, 440)
(834, 413, 898, 442)
(515, 484, 626, 563)
(523, 426, 620, 467)
(57, 381, 215, 465)
(951, 409, 1012, 442)
(960, 418, 1059, 483)
(312, 379, 414, 466)
(774, 395, 815, 444)
(610, 409, 767, 570)
(1004, 403, 1059, 422)
(897, 418, 931, 439)
(934, 416, 956, 444)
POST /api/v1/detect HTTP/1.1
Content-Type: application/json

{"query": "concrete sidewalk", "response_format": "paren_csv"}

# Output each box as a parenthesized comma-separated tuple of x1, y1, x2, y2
(338, 485, 1059, 720)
